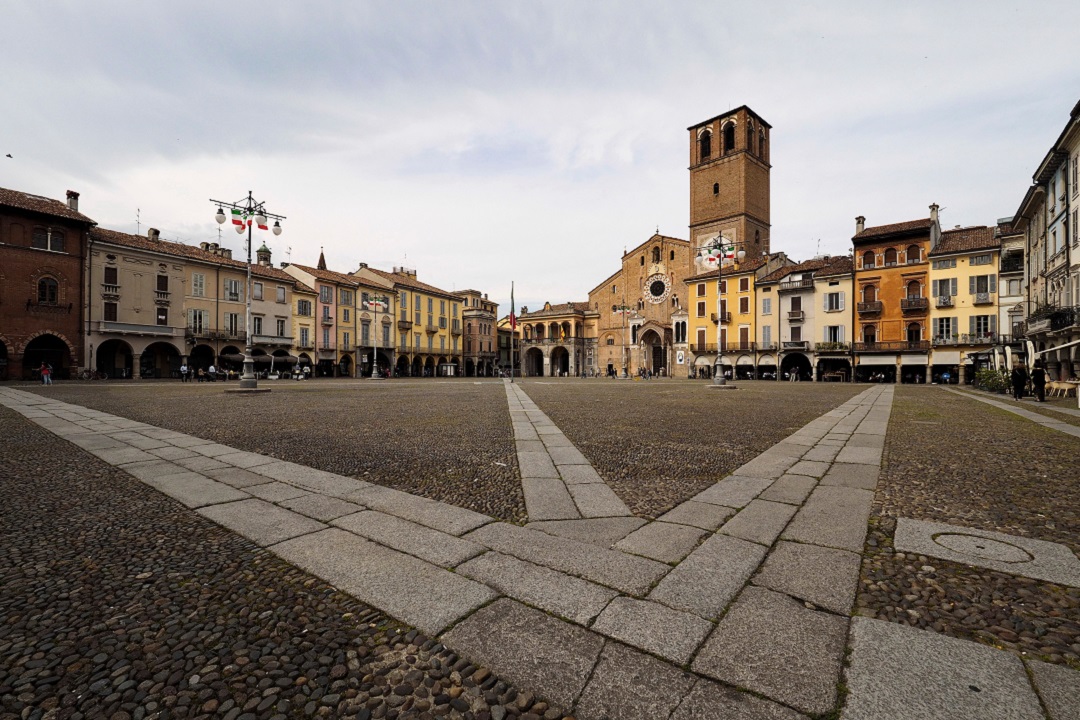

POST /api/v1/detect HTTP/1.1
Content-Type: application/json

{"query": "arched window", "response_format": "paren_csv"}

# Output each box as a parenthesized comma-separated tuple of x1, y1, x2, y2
(722, 122, 736, 153)
(759, 130, 766, 159)
(670, 250, 675, 260)
(699, 130, 712, 160)
(863, 325, 877, 344)
(31, 228, 65, 252)
(640, 256, 645, 266)
(906, 323, 922, 343)
(467, 322, 472, 334)
(651, 247, 660, 263)
(862, 285, 877, 302)
(713, 182, 719, 195)
(746, 120, 754, 153)
(906, 245, 920, 264)
(862, 251, 875, 269)
(606, 337, 615, 346)
(37, 277, 58, 304)
(906, 280, 922, 299)
(884, 248, 898, 266)
(755, 230, 761, 245)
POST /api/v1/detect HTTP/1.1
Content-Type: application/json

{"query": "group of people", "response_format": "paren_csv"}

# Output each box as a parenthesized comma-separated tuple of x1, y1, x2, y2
(1011, 360, 1048, 402)
(178, 363, 219, 382)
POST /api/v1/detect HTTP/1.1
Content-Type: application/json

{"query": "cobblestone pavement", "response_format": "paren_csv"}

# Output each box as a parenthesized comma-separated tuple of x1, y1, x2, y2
(858, 385, 1080, 671)
(3, 381, 1079, 720)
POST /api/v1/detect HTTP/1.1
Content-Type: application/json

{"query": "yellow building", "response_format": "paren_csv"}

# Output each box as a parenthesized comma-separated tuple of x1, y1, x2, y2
(283, 254, 361, 377)
(928, 225, 1003, 383)
(353, 263, 398, 378)
(369, 266, 463, 377)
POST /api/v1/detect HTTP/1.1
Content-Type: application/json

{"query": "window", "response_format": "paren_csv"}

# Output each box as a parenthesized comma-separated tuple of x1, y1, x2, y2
(192, 272, 205, 297)
(759, 130, 766, 158)
(713, 183, 719, 195)
(739, 277, 749, 292)
(252, 316, 263, 335)
(400, 291, 407, 309)
(761, 325, 772, 347)
(253, 282, 263, 300)
(906, 280, 922, 299)
(440, 299, 446, 315)
(342, 308, 350, 323)
(225, 279, 242, 302)
(720, 280, 727, 293)
(340, 289, 353, 306)
(862, 251, 875, 269)
(607, 337, 615, 345)
(906, 245, 920, 263)
(300, 328, 310, 347)
(225, 313, 240, 336)
(37, 277, 58, 304)
(640, 256, 645, 266)
(652, 247, 661, 264)
(157, 307, 168, 326)
(320, 285, 332, 303)
(439, 317, 447, 329)
(697, 283, 706, 297)
(31, 227, 64, 252)
(824, 292, 844, 311)
(453, 303, 458, 317)
(670, 250, 676, 261)
(428, 297, 433, 313)
(383, 324, 391, 345)
(156, 274, 169, 293)
(323, 328, 331, 347)
(187, 309, 210, 334)
(935, 317, 954, 339)
(863, 325, 876, 344)
(343, 331, 350, 350)
(1007, 279, 1022, 295)
(104, 267, 118, 285)
(971, 254, 992, 266)
(696, 301, 706, 317)
(931, 279, 958, 298)
(931, 258, 957, 270)
(722, 122, 735, 153)
(276, 319, 286, 336)
(884, 248, 897, 266)
(790, 296, 802, 312)
(762, 297, 772, 315)
(739, 297, 749, 314)
(906, 323, 922, 343)
(277, 286, 286, 303)
(746, 120, 754, 153)
(862, 285, 877, 302)
(104, 302, 117, 322)
(297, 299, 312, 316)
(699, 130, 712, 159)
(791, 326, 802, 342)
(970, 274, 996, 294)
(323, 305, 331, 320)
(824, 325, 844, 343)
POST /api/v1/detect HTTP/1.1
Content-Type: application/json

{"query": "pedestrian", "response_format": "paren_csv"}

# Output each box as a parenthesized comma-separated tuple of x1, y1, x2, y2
(207, 363, 216, 382)
(1031, 361, 1047, 402)
(1011, 364, 1027, 401)
(40, 362, 51, 385)
(180, 362, 188, 382)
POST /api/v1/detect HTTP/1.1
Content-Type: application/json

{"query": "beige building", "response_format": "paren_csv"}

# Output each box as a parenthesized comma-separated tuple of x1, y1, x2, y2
(517, 302, 597, 377)
(455, 289, 499, 377)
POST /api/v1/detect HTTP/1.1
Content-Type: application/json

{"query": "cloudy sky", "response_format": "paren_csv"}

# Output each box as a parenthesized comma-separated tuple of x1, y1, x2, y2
(4, 1, 1079, 314)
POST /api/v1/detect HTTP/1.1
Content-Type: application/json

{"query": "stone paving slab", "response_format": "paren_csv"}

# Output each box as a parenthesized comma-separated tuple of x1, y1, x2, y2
(120, 459, 188, 482)
(894, 518, 1080, 588)
(173, 454, 230, 472)
(466, 522, 669, 595)
(191, 442, 247, 458)
(648, 533, 768, 619)
(278, 493, 364, 521)
(670, 680, 810, 720)
(846, 433, 885, 449)
(734, 454, 800, 479)
(517, 450, 560, 479)
(753, 541, 861, 615)
(548, 445, 589, 465)
(692, 475, 774, 509)
(203, 466, 278, 488)
(574, 641, 697, 720)
(834, 445, 883, 466)
(198, 497, 327, 546)
(66, 434, 129, 451)
(782, 485, 874, 552)
(1026, 659, 1080, 720)
(614, 521, 706, 563)
(90, 446, 159, 465)
(515, 439, 546, 454)
(540, 433, 574, 448)
(718, 499, 798, 547)
(274, 528, 496, 635)
(526, 517, 647, 546)
(141, 470, 250, 508)
(842, 618, 1043, 720)
(522, 477, 580, 520)
(693, 586, 848, 716)
(213, 450, 278, 469)
(819, 462, 879, 490)
(455, 551, 617, 625)
(799, 444, 840, 463)
(657, 500, 736, 531)
(786, 459, 831, 478)
(245, 481, 310, 502)
(165, 435, 216, 448)
(146, 445, 201, 461)
(591, 596, 713, 665)
(332, 510, 485, 567)
(441, 599, 604, 710)
(558, 464, 605, 485)
(347, 484, 492, 536)
(567, 482, 632, 518)
(758, 475, 817, 505)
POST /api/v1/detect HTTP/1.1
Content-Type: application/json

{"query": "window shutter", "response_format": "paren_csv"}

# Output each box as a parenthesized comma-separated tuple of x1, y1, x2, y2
(187, 308, 193, 329)
(990, 315, 997, 333)
(950, 278, 958, 296)
(931, 280, 939, 297)
(839, 326, 845, 343)
(969, 316, 975, 335)
(839, 291, 845, 310)
(969, 276, 976, 294)
(989, 275, 997, 293)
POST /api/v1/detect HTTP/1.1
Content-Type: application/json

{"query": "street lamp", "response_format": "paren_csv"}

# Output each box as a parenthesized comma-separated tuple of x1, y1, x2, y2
(702, 234, 745, 387)
(366, 293, 388, 378)
(613, 304, 631, 378)
(211, 192, 285, 391)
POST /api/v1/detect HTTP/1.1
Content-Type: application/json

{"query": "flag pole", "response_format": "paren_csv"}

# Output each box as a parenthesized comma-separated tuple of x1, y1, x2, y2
(510, 281, 515, 383)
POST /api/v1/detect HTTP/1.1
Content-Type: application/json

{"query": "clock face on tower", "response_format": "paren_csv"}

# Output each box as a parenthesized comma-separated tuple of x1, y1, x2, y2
(644, 273, 670, 304)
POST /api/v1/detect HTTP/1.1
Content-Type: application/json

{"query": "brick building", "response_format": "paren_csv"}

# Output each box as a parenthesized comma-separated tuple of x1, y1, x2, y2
(0, 187, 95, 380)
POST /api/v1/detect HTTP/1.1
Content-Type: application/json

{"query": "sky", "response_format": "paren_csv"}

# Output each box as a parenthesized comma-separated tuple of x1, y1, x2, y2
(3, 1, 1080, 316)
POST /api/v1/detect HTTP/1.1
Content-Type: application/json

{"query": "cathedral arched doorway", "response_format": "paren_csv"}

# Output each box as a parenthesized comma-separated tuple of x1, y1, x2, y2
(640, 329, 665, 375)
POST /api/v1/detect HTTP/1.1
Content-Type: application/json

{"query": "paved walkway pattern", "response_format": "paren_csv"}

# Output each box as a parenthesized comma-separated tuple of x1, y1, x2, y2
(2, 384, 1078, 719)
(946, 387, 1080, 438)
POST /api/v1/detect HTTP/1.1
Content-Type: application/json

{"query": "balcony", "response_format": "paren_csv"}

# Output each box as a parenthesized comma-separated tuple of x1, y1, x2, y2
(296, 341, 315, 350)
(782, 340, 809, 351)
(341, 342, 353, 352)
(1000, 257, 1024, 273)
(451, 325, 463, 336)
(787, 310, 805, 322)
(857, 301, 883, 314)
(757, 342, 777, 351)
(1024, 305, 1079, 335)
(101, 320, 178, 337)
(853, 341, 930, 353)
(321, 316, 334, 326)
(26, 301, 74, 315)
(101, 283, 120, 300)
(397, 318, 413, 330)
(425, 324, 439, 334)
(720, 341, 756, 352)
(154, 290, 170, 306)
(711, 311, 732, 324)
(972, 292, 993, 305)
(815, 342, 850, 353)
(186, 329, 246, 343)
(900, 297, 929, 312)
(935, 295, 954, 308)
(932, 334, 998, 347)
(251, 334, 293, 347)
(778, 278, 814, 292)
(690, 343, 718, 353)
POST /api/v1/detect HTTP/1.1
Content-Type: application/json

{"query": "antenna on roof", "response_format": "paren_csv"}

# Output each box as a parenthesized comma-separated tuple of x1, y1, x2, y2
(136, 208, 140, 236)
(287, 246, 292, 262)
(816, 238, 821, 255)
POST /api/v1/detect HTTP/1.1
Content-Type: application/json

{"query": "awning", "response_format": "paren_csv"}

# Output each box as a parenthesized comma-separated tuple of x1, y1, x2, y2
(931, 350, 961, 364)
(858, 356, 895, 366)
(900, 354, 928, 364)
(736, 354, 754, 366)
(270, 354, 299, 365)
(757, 354, 776, 365)
(219, 353, 245, 363)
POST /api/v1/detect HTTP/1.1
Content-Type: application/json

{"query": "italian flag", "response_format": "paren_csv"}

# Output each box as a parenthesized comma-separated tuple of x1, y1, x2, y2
(256, 217, 268, 231)
(231, 209, 245, 227)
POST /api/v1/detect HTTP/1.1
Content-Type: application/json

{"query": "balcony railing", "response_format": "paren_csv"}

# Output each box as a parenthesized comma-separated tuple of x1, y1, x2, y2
(251, 334, 294, 346)
(853, 341, 930, 352)
(900, 297, 929, 312)
(690, 343, 717, 353)
(451, 326, 463, 336)
(101, 283, 120, 297)
(972, 292, 993, 305)
(1000, 257, 1024, 273)
(321, 316, 334, 326)
(154, 290, 170, 306)
(935, 296, 954, 308)
(26, 301, 74, 314)
(720, 341, 756, 352)
(1024, 305, 1079, 334)
(425, 324, 439, 334)
(857, 301, 883, 314)
(778, 278, 814, 292)
(186, 329, 247, 343)
(757, 342, 777, 351)
(782, 340, 808, 350)
(815, 341, 850, 353)
(711, 311, 732, 324)
(101, 320, 178, 336)
(931, 334, 998, 347)
(787, 310, 805, 322)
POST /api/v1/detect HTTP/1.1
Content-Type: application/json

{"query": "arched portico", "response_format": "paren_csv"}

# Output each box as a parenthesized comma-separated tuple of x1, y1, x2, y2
(140, 341, 181, 379)
(23, 333, 73, 379)
(524, 347, 544, 377)
(97, 339, 134, 378)
(640, 328, 666, 375)
(781, 352, 812, 381)
(550, 346, 570, 376)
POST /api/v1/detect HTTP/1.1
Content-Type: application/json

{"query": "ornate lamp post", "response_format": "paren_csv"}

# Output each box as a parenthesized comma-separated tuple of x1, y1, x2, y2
(366, 293, 388, 378)
(211, 192, 285, 390)
(703, 234, 744, 387)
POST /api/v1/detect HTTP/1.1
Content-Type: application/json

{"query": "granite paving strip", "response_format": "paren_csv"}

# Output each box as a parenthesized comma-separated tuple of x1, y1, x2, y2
(278, 493, 364, 521)
(203, 466, 280, 488)
(693, 586, 849, 716)
(173, 454, 230, 472)
(272, 528, 497, 635)
(197, 497, 327, 546)
(525, 517, 647, 546)
(613, 521, 707, 563)
(656, 499, 737, 531)
(670, 680, 810, 720)
(345, 484, 492, 536)
(1025, 659, 1080, 720)
(573, 641, 697, 720)
(590, 596, 713, 665)
(521, 476, 580, 520)
(758, 474, 817, 505)
(819, 462, 879, 490)
(140, 470, 250, 508)
(691, 474, 775, 508)
(440, 599, 604, 711)
(842, 618, 1044, 720)
(782, 485, 875, 552)
(332, 509, 486, 567)
(753, 540, 862, 615)
(946, 386, 1080, 438)
(718, 499, 798, 547)
(245, 480, 311, 502)
(455, 551, 618, 625)
(648, 533, 769, 619)
(567, 482, 633, 518)
(465, 522, 669, 595)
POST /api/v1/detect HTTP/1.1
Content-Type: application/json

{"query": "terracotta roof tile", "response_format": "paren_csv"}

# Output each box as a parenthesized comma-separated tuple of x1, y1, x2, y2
(684, 256, 768, 282)
(0, 186, 96, 224)
(367, 267, 458, 299)
(855, 217, 932, 239)
(816, 255, 854, 277)
(757, 257, 831, 284)
(287, 263, 360, 287)
(929, 226, 1000, 256)
(520, 301, 591, 319)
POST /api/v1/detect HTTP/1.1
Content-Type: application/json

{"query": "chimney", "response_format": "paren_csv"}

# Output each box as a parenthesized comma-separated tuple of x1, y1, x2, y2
(200, 242, 209, 251)
(358, 262, 368, 269)
(280, 262, 290, 268)
(855, 216, 865, 235)
(209, 242, 219, 254)
(929, 203, 939, 224)
(221, 248, 233, 259)
(66, 190, 79, 212)
(147, 228, 160, 242)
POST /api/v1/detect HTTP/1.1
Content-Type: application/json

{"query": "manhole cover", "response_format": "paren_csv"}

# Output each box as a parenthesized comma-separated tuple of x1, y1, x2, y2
(933, 533, 1034, 563)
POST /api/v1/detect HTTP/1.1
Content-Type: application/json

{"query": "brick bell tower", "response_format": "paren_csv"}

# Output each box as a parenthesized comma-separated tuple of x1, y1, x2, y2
(687, 106, 771, 274)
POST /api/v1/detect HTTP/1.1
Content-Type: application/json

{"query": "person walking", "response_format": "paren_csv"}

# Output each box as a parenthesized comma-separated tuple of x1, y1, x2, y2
(1031, 361, 1047, 402)
(179, 362, 189, 382)
(1011, 363, 1028, 401)
(40, 362, 52, 385)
